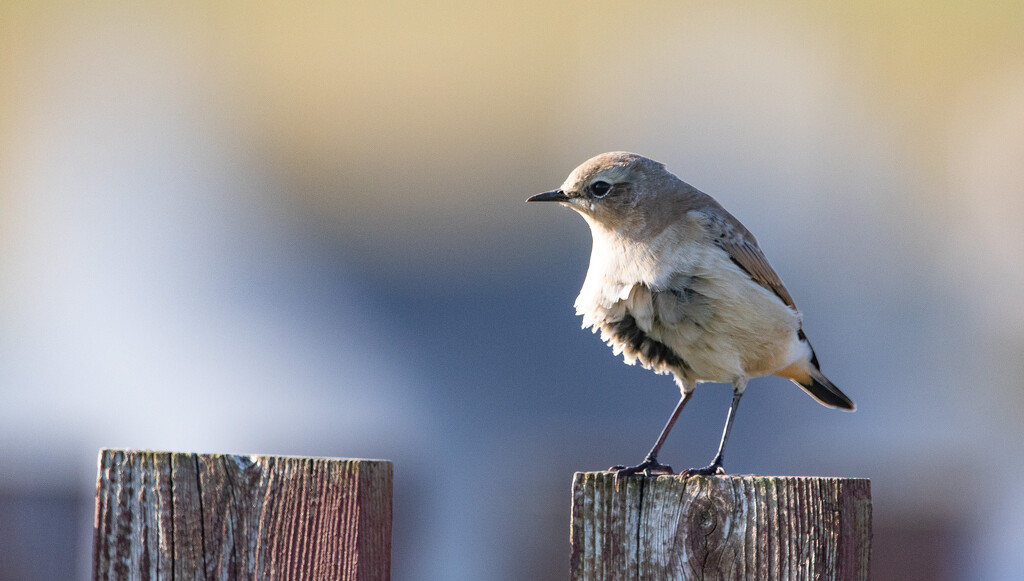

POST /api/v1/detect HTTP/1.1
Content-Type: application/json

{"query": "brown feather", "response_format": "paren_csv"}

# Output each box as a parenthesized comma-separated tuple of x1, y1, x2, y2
(697, 204, 797, 310)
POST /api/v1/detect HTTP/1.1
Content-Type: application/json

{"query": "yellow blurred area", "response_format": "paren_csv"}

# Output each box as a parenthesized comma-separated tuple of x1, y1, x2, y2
(2, 1, 574, 212)
(4, 0, 1022, 215)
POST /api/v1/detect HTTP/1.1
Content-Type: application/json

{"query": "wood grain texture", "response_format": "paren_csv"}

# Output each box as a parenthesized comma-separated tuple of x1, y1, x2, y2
(571, 472, 871, 581)
(93, 450, 392, 581)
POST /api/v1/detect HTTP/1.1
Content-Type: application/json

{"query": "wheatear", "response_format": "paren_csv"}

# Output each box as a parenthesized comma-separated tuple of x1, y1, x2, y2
(527, 152, 854, 478)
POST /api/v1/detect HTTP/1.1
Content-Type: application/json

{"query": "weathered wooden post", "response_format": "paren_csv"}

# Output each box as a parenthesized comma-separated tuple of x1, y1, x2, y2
(571, 472, 871, 580)
(93, 449, 392, 581)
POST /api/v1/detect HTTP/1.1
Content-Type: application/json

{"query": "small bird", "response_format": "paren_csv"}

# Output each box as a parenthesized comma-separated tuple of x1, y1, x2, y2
(527, 152, 854, 478)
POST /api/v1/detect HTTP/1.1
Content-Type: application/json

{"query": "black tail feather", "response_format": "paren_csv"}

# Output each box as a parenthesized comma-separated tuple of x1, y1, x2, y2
(794, 369, 855, 410)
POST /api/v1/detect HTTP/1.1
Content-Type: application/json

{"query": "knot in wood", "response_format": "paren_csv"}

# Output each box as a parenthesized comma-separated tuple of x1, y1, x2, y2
(692, 498, 719, 534)
(685, 492, 731, 544)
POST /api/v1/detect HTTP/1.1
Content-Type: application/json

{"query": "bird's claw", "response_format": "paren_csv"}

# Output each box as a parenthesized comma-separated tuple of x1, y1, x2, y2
(680, 462, 726, 477)
(609, 458, 674, 488)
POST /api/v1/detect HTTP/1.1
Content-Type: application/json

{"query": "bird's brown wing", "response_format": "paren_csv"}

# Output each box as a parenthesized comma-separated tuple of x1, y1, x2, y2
(698, 208, 797, 310)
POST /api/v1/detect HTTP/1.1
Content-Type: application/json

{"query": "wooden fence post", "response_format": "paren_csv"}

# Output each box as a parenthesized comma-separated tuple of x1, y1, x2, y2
(92, 449, 392, 581)
(571, 472, 871, 580)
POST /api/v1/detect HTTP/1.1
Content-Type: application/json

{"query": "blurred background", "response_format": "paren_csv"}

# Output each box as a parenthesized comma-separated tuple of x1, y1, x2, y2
(2, 1, 1023, 579)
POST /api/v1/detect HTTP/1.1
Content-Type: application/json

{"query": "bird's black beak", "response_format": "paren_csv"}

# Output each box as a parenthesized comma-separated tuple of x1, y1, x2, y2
(526, 190, 569, 203)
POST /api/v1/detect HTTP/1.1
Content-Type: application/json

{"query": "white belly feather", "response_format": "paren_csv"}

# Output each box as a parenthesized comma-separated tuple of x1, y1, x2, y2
(574, 223, 806, 390)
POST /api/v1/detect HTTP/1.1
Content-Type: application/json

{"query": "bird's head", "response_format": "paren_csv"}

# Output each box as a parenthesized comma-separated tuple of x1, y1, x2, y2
(527, 152, 684, 236)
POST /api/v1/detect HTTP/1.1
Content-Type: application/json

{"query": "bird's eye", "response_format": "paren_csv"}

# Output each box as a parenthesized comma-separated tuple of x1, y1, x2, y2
(590, 181, 612, 198)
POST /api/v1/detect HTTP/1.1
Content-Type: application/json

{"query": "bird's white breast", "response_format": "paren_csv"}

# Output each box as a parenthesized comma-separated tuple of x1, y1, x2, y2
(574, 220, 804, 388)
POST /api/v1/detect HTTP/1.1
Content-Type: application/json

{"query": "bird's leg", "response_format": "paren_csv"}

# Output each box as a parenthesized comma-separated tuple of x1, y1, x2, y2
(612, 391, 693, 481)
(683, 380, 746, 476)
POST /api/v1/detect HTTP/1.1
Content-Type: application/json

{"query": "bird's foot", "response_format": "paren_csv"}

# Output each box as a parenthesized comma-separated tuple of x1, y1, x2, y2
(609, 457, 674, 487)
(680, 461, 726, 477)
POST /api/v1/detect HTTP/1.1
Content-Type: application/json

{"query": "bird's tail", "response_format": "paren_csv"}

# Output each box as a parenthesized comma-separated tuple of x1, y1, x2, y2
(790, 367, 855, 410)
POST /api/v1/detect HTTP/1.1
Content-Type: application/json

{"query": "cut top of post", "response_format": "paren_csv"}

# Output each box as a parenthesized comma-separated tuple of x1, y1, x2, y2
(571, 472, 871, 581)
(93, 449, 393, 581)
